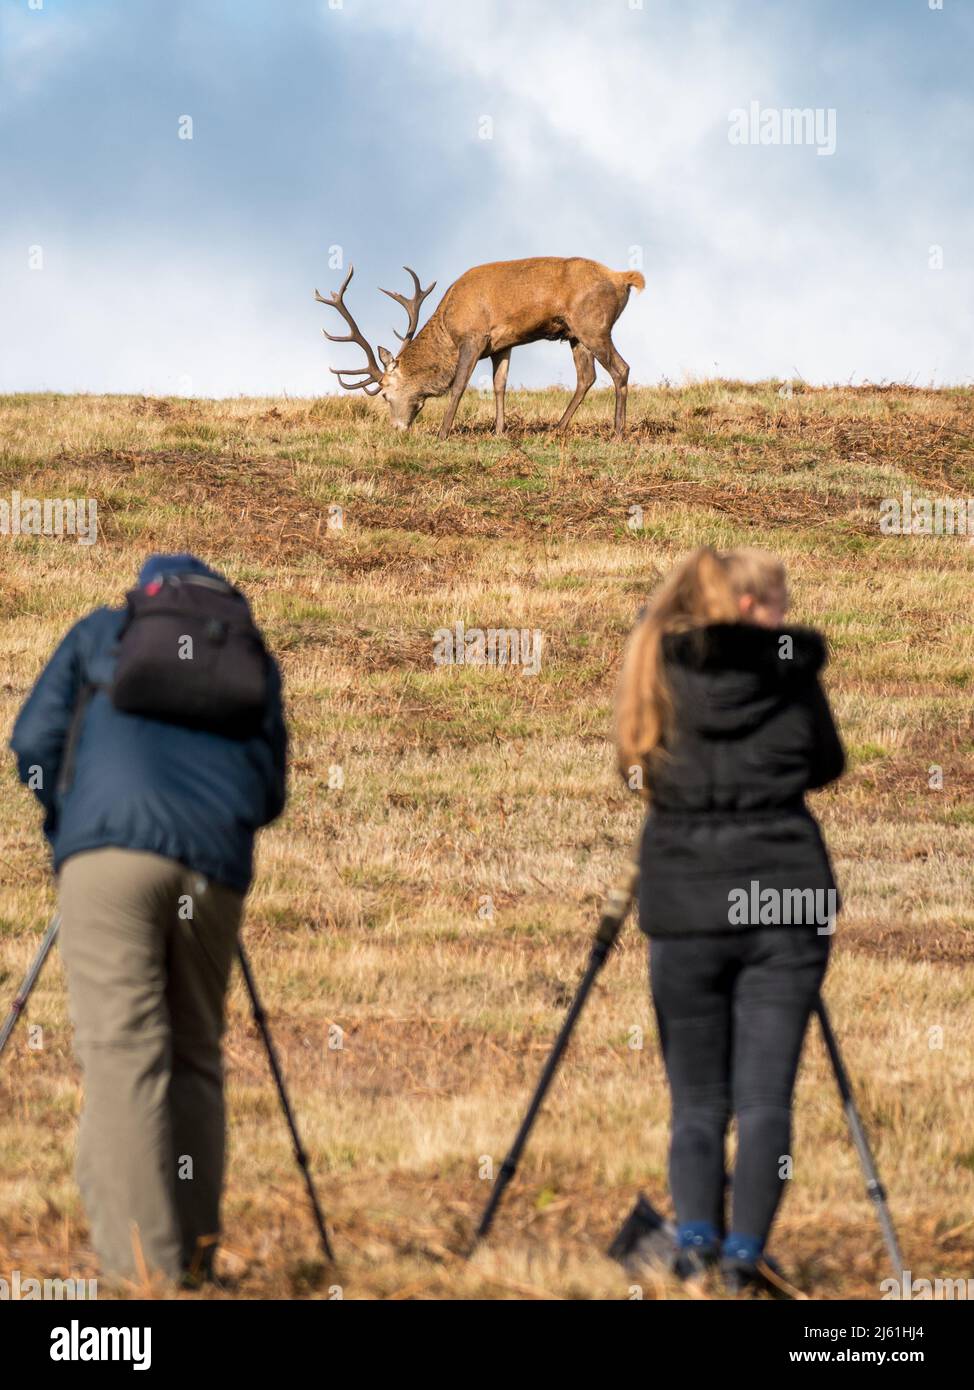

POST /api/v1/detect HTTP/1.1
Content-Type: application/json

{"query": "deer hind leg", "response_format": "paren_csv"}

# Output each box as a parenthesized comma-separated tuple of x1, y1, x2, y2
(491, 349, 511, 436)
(554, 340, 597, 432)
(438, 339, 485, 440)
(589, 336, 630, 436)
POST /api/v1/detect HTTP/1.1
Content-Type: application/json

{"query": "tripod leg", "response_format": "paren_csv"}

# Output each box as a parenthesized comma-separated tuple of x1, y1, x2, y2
(471, 940, 610, 1251)
(816, 998, 904, 1280)
(470, 851, 641, 1253)
(0, 915, 60, 1062)
(236, 944, 336, 1264)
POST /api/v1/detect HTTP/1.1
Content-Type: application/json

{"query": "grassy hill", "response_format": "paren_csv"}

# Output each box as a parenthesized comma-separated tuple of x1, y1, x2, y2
(1, 382, 972, 1299)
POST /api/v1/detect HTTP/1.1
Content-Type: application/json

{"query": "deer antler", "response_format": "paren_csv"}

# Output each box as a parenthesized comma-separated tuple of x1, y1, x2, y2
(314, 266, 385, 395)
(379, 266, 437, 343)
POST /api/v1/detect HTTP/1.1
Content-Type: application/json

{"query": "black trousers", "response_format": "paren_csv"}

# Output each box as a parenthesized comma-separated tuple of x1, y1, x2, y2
(649, 927, 830, 1246)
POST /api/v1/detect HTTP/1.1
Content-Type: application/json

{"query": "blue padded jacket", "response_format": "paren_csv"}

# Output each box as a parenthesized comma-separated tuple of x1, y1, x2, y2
(9, 555, 287, 893)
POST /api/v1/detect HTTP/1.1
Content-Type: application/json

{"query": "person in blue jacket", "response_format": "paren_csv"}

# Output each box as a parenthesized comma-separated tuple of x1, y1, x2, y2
(10, 553, 287, 1285)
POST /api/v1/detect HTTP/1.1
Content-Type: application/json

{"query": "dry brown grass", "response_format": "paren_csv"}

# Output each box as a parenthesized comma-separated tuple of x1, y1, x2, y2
(1, 383, 973, 1300)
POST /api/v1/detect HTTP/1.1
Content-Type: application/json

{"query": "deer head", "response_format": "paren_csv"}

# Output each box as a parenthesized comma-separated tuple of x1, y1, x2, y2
(315, 265, 436, 429)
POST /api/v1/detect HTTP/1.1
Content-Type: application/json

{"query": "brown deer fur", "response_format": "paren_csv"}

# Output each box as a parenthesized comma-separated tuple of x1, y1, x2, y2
(317, 256, 645, 439)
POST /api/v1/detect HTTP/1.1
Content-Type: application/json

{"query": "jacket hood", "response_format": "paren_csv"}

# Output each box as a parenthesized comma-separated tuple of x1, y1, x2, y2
(662, 623, 828, 737)
(137, 553, 223, 588)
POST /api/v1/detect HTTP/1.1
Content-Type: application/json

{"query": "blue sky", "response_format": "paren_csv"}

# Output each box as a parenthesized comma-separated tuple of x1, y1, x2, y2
(1, 0, 971, 395)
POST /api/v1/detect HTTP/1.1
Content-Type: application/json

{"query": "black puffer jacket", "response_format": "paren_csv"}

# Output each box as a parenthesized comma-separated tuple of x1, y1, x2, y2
(638, 623, 845, 937)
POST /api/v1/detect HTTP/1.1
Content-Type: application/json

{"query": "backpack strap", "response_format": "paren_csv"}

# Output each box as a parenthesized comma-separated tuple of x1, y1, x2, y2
(56, 681, 107, 796)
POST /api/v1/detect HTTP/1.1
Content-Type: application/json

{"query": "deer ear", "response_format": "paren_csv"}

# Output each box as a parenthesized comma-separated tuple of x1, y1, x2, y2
(377, 345, 395, 369)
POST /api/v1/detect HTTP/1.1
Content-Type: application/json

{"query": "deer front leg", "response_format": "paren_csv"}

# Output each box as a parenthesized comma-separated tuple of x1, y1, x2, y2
(438, 340, 484, 440)
(491, 349, 511, 436)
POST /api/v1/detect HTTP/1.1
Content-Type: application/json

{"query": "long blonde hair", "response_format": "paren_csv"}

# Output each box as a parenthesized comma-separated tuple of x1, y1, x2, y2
(614, 547, 787, 785)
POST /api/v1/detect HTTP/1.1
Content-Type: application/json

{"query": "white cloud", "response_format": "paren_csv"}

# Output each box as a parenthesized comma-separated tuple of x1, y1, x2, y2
(340, 0, 973, 387)
(0, 3, 94, 108)
(3, 1, 971, 394)
(1, 245, 326, 397)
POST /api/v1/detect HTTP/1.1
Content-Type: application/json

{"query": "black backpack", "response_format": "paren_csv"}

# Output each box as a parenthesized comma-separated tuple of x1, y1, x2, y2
(111, 573, 270, 735)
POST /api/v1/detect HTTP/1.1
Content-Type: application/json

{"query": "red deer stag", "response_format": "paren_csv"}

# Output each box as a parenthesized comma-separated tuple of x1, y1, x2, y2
(315, 256, 645, 439)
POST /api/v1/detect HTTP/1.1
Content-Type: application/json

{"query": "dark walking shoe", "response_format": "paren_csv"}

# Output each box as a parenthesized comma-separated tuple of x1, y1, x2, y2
(721, 1252, 795, 1298)
(672, 1244, 720, 1281)
(181, 1235, 219, 1289)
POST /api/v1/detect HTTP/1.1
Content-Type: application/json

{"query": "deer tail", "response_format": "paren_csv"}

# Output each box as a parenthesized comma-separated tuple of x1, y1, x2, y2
(620, 270, 646, 294)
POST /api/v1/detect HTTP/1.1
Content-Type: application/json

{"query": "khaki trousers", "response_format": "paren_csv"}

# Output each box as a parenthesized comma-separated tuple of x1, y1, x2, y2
(58, 848, 243, 1282)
